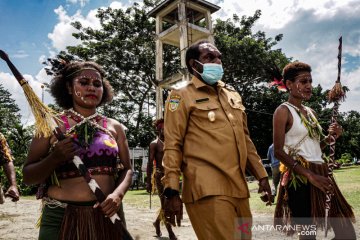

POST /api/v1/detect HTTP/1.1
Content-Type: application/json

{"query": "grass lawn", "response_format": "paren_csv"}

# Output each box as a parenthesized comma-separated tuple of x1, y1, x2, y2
(123, 165, 360, 215)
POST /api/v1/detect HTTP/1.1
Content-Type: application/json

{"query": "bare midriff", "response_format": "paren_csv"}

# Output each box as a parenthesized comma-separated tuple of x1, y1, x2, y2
(47, 175, 115, 202)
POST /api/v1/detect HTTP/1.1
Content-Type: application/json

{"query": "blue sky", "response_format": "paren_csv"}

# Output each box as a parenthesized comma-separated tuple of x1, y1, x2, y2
(0, 0, 360, 124)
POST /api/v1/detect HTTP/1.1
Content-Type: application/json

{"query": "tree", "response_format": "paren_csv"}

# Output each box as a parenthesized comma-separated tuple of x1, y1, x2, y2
(334, 110, 360, 160)
(0, 84, 21, 132)
(7, 123, 33, 165)
(44, 2, 179, 147)
(213, 11, 290, 156)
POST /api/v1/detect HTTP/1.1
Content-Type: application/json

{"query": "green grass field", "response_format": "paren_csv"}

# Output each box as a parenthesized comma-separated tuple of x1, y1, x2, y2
(123, 165, 360, 216)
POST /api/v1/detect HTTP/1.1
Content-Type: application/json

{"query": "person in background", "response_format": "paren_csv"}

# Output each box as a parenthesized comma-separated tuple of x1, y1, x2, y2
(0, 132, 19, 203)
(147, 119, 176, 240)
(267, 143, 280, 198)
(131, 169, 139, 190)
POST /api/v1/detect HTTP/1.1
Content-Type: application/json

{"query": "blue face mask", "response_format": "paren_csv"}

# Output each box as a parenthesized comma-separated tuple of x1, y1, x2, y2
(193, 60, 224, 85)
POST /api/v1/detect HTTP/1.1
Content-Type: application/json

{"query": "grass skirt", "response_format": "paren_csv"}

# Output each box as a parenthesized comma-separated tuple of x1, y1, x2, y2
(274, 161, 355, 236)
(39, 200, 123, 240)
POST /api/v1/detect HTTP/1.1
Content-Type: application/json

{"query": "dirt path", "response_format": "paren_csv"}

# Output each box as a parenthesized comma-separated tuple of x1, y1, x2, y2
(0, 198, 358, 239)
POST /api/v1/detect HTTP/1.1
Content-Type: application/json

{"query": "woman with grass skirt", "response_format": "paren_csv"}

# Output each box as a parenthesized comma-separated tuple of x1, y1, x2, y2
(23, 61, 132, 240)
(273, 62, 355, 239)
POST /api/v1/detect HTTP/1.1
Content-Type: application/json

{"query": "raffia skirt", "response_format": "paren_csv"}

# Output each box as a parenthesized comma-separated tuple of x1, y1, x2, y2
(274, 161, 355, 236)
(38, 199, 124, 240)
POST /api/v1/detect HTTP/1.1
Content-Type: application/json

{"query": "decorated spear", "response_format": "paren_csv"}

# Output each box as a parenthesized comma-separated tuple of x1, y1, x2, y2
(0, 50, 57, 137)
(1, 50, 134, 239)
(325, 36, 345, 237)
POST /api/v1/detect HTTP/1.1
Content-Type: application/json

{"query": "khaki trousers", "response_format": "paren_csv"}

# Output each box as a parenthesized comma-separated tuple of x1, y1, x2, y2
(185, 196, 252, 240)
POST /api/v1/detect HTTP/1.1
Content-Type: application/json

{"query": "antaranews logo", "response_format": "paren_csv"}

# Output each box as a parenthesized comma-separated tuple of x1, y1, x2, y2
(236, 222, 251, 235)
(234, 218, 317, 239)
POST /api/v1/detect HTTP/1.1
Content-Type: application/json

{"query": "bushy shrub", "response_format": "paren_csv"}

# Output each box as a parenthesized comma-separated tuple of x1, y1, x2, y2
(0, 165, 37, 196)
(337, 153, 353, 165)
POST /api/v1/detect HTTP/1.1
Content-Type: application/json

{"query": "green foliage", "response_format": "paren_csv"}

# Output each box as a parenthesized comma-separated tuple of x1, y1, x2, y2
(43, 2, 178, 148)
(336, 111, 360, 159)
(0, 165, 37, 196)
(7, 123, 33, 166)
(337, 153, 353, 165)
(0, 84, 21, 132)
(214, 12, 290, 156)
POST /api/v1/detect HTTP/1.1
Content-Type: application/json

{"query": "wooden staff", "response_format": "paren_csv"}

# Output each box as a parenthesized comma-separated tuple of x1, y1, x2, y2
(325, 36, 345, 237)
(0, 50, 57, 137)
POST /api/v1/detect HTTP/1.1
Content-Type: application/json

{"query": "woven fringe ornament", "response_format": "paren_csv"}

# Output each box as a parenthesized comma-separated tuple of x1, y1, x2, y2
(328, 81, 346, 102)
(151, 162, 157, 194)
(20, 82, 58, 137)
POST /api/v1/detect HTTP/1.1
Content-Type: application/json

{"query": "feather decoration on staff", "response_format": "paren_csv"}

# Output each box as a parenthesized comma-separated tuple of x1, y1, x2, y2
(324, 36, 346, 237)
(0, 50, 58, 138)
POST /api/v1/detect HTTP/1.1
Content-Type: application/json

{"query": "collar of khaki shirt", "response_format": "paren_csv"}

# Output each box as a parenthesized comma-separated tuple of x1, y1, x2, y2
(191, 76, 226, 89)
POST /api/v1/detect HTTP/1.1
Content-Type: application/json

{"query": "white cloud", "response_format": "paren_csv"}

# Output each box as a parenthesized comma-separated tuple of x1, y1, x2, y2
(210, 0, 360, 113)
(38, 55, 47, 65)
(12, 50, 29, 59)
(48, 5, 101, 51)
(109, 1, 128, 10)
(66, 0, 89, 7)
(214, 0, 355, 29)
(0, 65, 57, 125)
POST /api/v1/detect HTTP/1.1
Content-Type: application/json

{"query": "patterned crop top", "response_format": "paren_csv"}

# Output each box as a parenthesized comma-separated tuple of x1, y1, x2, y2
(55, 114, 119, 179)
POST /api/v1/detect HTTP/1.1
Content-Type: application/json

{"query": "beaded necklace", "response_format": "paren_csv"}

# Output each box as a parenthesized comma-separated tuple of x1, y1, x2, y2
(64, 108, 114, 147)
(284, 102, 324, 140)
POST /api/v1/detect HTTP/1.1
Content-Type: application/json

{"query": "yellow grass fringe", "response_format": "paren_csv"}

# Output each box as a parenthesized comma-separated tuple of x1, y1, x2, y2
(151, 165, 157, 194)
(157, 208, 166, 225)
(22, 83, 58, 138)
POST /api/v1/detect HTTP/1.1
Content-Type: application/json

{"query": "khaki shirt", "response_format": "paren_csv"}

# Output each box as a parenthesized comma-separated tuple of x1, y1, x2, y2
(0, 133, 13, 165)
(162, 76, 268, 203)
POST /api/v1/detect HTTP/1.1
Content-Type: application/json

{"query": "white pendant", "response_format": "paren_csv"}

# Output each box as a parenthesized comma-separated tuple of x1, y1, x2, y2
(208, 111, 216, 122)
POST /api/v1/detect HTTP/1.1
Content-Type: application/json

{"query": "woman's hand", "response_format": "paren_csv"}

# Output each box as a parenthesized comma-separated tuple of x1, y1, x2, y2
(307, 172, 334, 193)
(95, 192, 122, 217)
(51, 137, 79, 165)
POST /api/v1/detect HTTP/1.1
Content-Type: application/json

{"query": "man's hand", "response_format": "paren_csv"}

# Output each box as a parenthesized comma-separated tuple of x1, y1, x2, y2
(164, 195, 183, 227)
(258, 177, 272, 206)
(5, 185, 19, 202)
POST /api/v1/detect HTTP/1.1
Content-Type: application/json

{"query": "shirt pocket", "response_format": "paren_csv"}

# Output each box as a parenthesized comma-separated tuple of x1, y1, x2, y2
(191, 103, 227, 130)
(228, 96, 245, 122)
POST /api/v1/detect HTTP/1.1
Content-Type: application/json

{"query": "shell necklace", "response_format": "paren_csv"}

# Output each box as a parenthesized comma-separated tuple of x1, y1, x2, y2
(64, 108, 114, 146)
(284, 102, 324, 140)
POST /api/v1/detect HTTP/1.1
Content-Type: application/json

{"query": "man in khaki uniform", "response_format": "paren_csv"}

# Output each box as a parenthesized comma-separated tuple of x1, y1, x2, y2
(0, 132, 19, 203)
(162, 40, 272, 240)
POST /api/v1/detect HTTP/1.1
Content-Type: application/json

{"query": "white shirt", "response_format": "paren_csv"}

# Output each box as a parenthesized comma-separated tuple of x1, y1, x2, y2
(282, 103, 324, 164)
